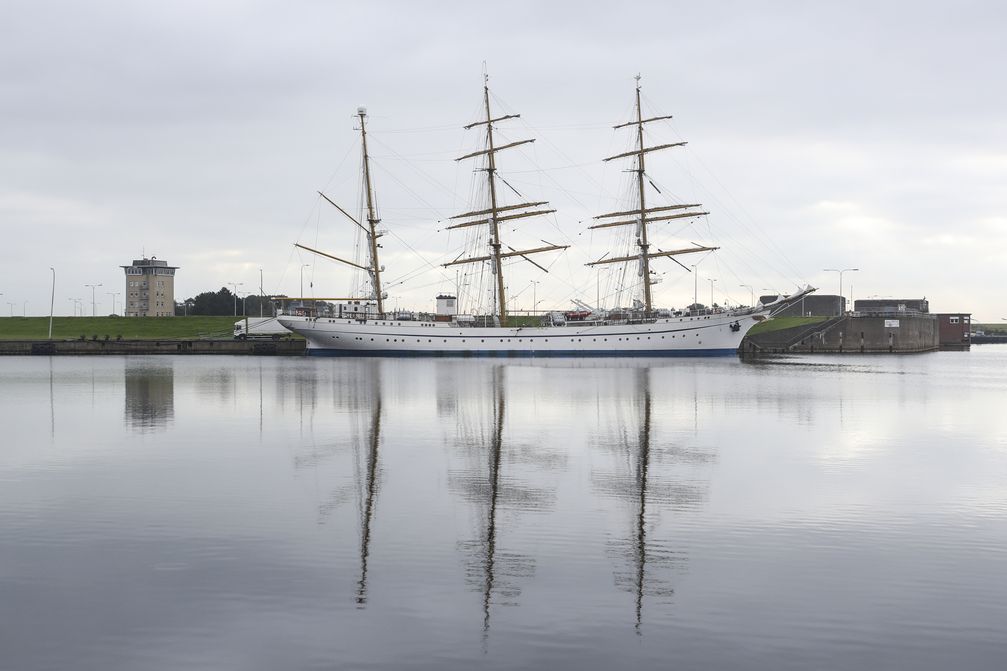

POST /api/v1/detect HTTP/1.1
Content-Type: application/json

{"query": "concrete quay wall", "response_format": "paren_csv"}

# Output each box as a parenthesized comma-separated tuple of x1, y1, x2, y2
(0, 339, 306, 356)
(746, 314, 939, 354)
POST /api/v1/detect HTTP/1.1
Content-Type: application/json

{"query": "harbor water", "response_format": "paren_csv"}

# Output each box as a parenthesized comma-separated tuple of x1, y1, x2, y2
(2, 349, 1006, 670)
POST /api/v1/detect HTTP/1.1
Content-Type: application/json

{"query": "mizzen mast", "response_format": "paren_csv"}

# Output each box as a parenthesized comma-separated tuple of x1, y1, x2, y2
(588, 76, 716, 314)
(358, 108, 385, 316)
(443, 75, 568, 327)
(295, 107, 387, 316)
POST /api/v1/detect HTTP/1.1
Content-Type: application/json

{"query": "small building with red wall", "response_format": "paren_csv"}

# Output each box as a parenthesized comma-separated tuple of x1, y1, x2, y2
(937, 313, 971, 350)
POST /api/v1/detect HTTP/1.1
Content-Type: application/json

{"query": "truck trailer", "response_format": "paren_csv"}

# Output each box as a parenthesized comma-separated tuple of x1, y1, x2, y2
(233, 317, 292, 340)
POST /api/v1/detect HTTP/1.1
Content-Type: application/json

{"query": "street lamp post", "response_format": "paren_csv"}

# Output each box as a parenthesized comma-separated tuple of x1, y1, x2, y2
(692, 265, 698, 310)
(49, 267, 55, 339)
(7, 302, 14, 317)
(823, 268, 859, 315)
(709, 278, 717, 310)
(84, 283, 102, 317)
(530, 280, 539, 314)
(106, 292, 120, 316)
(739, 284, 754, 307)
(23, 300, 28, 317)
(300, 264, 310, 299)
(228, 282, 243, 317)
(259, 268, 264, 318)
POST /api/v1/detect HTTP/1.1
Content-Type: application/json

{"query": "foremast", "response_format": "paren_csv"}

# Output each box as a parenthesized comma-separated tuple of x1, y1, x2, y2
(295, 107, 386, 316)
(442, 75, 568, 327)
(358, 108, 385, 316)
(588, 76, 718, 314)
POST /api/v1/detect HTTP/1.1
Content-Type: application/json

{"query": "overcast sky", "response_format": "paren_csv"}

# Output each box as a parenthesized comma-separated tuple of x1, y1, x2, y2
(2, 0, 1005, 319)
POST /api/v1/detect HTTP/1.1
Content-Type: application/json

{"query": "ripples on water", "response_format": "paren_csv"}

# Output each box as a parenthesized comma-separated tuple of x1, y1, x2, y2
(1, 349, 1006, 670)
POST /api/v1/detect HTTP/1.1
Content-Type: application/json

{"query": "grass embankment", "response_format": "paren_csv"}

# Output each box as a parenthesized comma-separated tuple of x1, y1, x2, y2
(0, 316, 238, 341)
(508, 315, 542, 327)
(747, 315, 828, 336)
(976, 323, 1007, 334)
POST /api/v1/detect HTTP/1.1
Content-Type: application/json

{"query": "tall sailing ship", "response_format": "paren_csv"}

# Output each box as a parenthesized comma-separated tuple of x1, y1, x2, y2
(278, 77, 813, 356)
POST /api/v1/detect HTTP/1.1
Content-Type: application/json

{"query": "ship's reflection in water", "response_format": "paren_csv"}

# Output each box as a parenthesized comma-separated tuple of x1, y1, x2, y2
(123, 360, 175, 432)
(312, 359, 701, 640)
(7, 354, 1003, 670)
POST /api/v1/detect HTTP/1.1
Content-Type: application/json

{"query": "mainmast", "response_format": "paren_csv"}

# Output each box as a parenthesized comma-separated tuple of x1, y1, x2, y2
(588, 76, 717, 314)
(481, 84, 507, 327)
(443, 75, 568, 327)
(633, 84, 655, 313)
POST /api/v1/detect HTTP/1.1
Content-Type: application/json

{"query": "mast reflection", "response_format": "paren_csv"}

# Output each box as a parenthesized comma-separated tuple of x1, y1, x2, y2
(355, 361, 382, 607)
(284, 360, 383, 607)
(450, 365, 536, 642)
(594, 365, 712, 633)
(479, 366, 504, 634)
(632, 367, 652, 632)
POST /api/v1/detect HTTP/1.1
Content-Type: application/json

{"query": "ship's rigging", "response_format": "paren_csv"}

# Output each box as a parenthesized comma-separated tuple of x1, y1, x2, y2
(286, 75, 815, 334)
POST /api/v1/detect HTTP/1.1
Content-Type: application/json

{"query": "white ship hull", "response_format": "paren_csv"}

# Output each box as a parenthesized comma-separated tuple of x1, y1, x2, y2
(278, 310, 767, 357)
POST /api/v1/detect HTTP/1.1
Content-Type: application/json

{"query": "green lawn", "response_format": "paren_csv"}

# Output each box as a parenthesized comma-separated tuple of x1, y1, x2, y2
(0, 316, 239, 340)
(747, 315, 829, 336)
(976, 323, 1007, 334)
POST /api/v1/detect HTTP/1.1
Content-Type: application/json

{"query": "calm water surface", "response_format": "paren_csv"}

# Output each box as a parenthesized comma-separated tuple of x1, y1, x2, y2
(2, 350, 1006, 670)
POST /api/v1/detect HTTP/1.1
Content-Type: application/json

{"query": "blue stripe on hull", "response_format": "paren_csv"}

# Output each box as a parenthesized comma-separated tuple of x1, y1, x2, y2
(305, 347, 739, 358)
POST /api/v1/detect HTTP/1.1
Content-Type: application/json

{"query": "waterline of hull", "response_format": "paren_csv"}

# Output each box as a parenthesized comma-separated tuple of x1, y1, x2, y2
(304, 347, 740, 358)
(279, 312, 759, 358)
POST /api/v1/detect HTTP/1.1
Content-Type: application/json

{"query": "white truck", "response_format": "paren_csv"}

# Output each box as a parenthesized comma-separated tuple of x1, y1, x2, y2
(233, 317, 292, 340)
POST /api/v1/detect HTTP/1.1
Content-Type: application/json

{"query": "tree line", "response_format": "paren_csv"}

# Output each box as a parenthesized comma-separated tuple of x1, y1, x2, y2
(175, 287, 281, 316)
